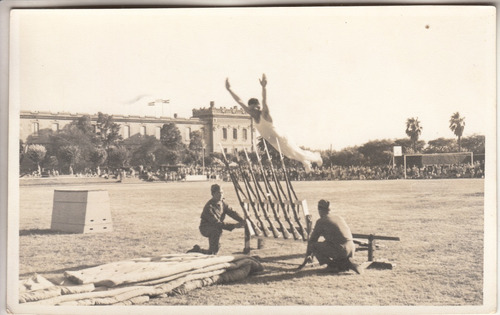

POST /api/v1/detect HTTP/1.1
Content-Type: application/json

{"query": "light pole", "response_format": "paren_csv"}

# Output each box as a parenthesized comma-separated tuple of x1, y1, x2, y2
(250, 119, 254, 152)
(202, 140, 206, 174)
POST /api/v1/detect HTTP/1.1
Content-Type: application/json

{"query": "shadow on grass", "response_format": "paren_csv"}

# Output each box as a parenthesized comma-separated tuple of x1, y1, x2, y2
(243, 267, 353, 285)
(240, 252, 355, 284)
(19, 229, 74, 236)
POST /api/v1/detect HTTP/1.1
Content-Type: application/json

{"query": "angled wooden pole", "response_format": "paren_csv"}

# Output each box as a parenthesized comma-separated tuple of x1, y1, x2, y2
(262, 140, 301, 240)
(234, 153, 270, 237)
(219, 144, 262, 237)
(243, 149, 281, 238)
(276, 139, 307, 241)
(254, 143, 291, 240)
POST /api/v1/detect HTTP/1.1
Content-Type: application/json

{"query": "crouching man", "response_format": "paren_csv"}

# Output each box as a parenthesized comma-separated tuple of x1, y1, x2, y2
(304, 199, 362, 274)
(188, 184, 245, 255)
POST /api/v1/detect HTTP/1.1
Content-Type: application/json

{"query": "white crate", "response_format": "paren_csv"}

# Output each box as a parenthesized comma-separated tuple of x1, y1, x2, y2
(51, 190, 113, 233)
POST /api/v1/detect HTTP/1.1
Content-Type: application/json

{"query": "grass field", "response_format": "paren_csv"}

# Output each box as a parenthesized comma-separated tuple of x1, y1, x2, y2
(17, 178, 485, 306)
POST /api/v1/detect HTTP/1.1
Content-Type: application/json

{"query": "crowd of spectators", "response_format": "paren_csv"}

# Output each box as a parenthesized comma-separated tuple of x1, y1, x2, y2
(137, 161, 485, 182)
(23, 161, 485, 182)
(286, 161, 485, 181)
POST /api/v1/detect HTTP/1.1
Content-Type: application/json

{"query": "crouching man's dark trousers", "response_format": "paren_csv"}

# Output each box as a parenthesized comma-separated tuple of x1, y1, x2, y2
(309, 240, 355, 265)
(199, 225, 223, 255)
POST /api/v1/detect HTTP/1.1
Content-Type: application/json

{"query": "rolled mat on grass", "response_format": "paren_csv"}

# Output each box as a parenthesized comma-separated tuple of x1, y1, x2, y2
(20, 253, 263, 306)
(19, 274, 96, 303)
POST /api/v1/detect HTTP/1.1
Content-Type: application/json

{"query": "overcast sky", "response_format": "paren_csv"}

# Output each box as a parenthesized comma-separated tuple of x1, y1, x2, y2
(10, 6, 496, 150)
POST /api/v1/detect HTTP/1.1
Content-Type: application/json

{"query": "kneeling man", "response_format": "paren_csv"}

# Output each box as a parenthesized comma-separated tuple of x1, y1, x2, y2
(188, 184, 245, 255)
(305, 199, 362, 274)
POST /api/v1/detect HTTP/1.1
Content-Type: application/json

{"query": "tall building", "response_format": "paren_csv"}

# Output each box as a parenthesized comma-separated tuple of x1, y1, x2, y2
(20, 101, 257, 154)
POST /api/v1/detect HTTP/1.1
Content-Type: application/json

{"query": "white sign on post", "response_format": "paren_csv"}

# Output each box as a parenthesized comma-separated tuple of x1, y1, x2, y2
(393, 146, 403, 156)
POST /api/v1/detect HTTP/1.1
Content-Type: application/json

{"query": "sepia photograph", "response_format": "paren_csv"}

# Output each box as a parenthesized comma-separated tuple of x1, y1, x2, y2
(2, 3, 497, 315)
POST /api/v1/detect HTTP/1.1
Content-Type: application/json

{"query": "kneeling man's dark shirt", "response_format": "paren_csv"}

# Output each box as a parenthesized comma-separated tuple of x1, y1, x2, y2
(200, 199, 244, 230)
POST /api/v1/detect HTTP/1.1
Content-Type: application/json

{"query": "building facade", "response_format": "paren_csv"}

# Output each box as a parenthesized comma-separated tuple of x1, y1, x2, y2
(20, 101, 257, 154)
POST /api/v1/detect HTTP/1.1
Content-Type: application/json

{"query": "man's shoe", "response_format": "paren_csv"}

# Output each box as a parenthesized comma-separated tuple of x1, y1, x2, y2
(336, 259, 350, 272)
(321, 262, 341, 273)
(348, 258, 363, 275)
(187, 244, 201, 253)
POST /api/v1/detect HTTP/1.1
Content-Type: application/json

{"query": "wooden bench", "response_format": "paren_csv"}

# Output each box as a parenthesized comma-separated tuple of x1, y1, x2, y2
(352, 233, 400, 269)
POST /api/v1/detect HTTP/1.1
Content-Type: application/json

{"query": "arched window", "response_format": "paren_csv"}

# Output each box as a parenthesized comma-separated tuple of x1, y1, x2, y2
(123, 126, 130, 139)
(32, 122, 39, 136)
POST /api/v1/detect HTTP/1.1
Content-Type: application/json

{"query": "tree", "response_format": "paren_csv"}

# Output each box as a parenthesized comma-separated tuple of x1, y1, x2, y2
(189, 130, 204, 152)
(70, 115, 100, 144)
(461, 134, 485, 154)
(88, 147, 108, 169)
(107, 146, 130, 169)
(393, 138, 425, 154)
(19, 140, 25, 164)
(155, 145, 180, 166)
(57, 145, 80, 173)
(329, 146, 364, 166)
(160, 123, 186, 165)
(160, 123, 184, 150)
(25, 144, 47, 173)
(123, 134, 163, 168)
(424, 138, 457, 153)
(96, 112, 123, 156)
(209, 152, 226, 168)
(73, 115, 94, 135)
(358, 139, 394, 166)
(188, 130, 204, 165)
(50, 124, 95, 171)
(45, 156, 59, 170)
(449, 112, 465, 152)
(405, 117, 423, 153)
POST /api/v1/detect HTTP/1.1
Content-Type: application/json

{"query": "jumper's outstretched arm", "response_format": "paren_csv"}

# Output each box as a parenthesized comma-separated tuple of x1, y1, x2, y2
(226, 78, 250, 113)
(259, 74, 272, 122)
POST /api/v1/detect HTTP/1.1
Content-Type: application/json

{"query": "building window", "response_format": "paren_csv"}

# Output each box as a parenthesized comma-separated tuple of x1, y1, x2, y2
(224, 148, 228, 154)
(243, 128, 248, 140)
(155, 126, 161, 140)
(234, 148, 238, 155)
(123, 126, 130, 139)
(51, 123, 59, 132)
(186, 127, 191, 141)
(222, 128, 227, 140)
(233, 128, 238, 140)
(140, 126, 146, 136)
(32, 122, 39, 136)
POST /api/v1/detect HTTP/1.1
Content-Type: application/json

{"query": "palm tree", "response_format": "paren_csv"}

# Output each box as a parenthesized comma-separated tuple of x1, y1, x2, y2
(405, 117, 423, 153)
(449, 112, 465, 152)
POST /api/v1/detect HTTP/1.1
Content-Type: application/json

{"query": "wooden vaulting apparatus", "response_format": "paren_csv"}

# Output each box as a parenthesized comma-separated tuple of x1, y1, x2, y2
(219, 140, 313, 254)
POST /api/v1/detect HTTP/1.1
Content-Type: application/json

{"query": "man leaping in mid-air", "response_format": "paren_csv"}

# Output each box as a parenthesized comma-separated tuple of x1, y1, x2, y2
(225, 74, 323, 172)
